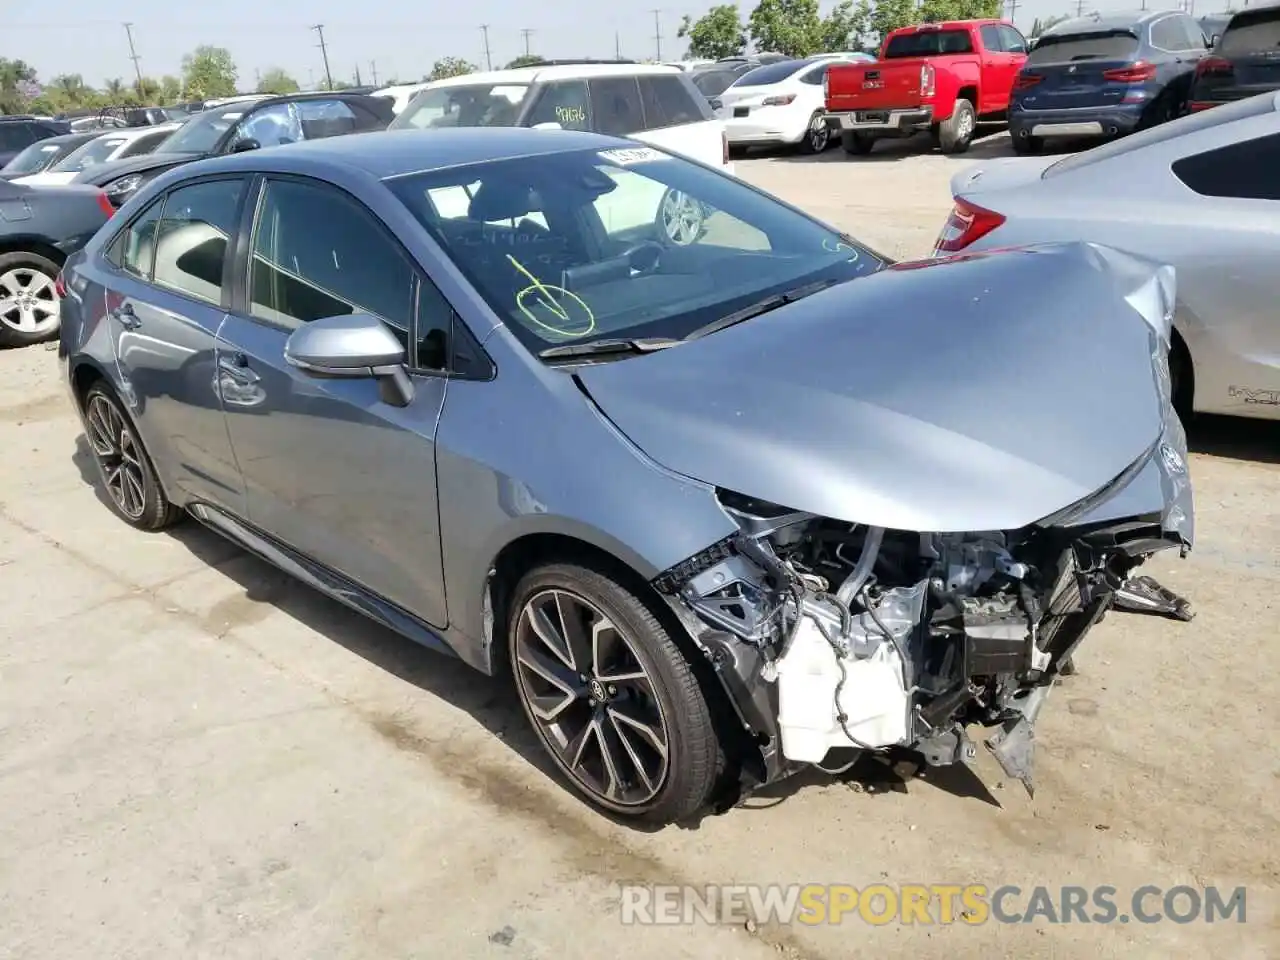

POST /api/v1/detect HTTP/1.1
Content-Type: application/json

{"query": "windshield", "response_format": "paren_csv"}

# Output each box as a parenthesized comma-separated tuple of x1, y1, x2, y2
(1027, 31, 1140, 64)
(151, 106, 243, 154)
(51, 134, 130, 172)
(3, 139, 68, 173)
(388, 146, 884, 356)
(391, 83, 532, 129)
(732, 61, 808, 86)
(885, 29, 975, 57)
(1219, 8, 1280, 56)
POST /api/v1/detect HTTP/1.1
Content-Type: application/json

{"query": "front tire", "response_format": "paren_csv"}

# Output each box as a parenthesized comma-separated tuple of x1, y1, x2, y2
(83, 382, 182, 530)
(508, 562, 721, 824)
(937, 99, 976, 154)
(0, 251, 62, 348)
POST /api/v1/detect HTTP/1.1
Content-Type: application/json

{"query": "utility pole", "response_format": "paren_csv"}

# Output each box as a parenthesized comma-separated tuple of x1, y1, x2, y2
(616, 31, 622, 59)
(652, 9, 662, 60)
(370, 61, 378, 86)
(122, 22, 144, 97)
(355, 63, 363, 86)
(480, 25, 493, 70)
(1075, 0, 1085, 15)
(312, 24, 334, 91)
(521, 28, 534, 57)
(1005, 0, 1018, 24)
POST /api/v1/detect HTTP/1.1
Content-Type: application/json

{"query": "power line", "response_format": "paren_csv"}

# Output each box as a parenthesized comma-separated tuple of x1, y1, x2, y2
(311, 23, 333, 91)
(122, 22, 144, 95)
(480, 25, 493, 70)
(652, 9, 662, 60)
(521, 28, 534, 57)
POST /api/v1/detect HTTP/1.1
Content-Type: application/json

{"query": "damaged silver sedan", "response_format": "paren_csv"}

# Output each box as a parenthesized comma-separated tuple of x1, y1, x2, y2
(58, 129, 1193, 825)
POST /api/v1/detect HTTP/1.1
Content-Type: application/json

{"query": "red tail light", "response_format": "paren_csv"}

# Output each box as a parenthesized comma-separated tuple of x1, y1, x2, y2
(95, 191, 116, 218)
(1195, 56, 1233, 77)
(761, 93, 796, 106)
(54, 271, 67, 299)
(1013, 73, 1043, 90)
(920, 63, 935, 98)
(933, 197, 1006, 254)
(1102, 61, 1156, 83)
(1188, 101, 1219, 112)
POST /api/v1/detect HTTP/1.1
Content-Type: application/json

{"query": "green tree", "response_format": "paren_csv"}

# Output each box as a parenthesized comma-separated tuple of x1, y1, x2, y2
(181, 45, 238, 100)
(103, 78, 127, 103)
(0, 58, 38, 114)
(1029, 13, 1070, 38)
(918, 0, 1001, 23)
(748, 0, 824, 56)
(819, 0, 863, 51)
(678, 4, 748, 59)
(429, 57, 477, 80)
(505, 54, 546, 68)
(159, 75, 183, 104)
(256, 67, 300, 95)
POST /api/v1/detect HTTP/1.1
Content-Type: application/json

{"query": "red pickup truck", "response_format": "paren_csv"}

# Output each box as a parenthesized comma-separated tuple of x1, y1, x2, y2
(824, 19, 1029, 156)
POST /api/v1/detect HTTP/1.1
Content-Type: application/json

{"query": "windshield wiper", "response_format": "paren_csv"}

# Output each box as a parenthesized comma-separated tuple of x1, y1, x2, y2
(538, 337, 680, 360)
(684, 278, 838, 341)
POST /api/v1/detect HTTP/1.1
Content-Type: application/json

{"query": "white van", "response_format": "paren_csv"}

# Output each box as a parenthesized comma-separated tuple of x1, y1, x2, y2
(390, 63, 732, 244)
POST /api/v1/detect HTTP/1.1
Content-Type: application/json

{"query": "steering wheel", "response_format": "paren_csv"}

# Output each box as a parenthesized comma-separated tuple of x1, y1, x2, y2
(623, 240, 663, 276)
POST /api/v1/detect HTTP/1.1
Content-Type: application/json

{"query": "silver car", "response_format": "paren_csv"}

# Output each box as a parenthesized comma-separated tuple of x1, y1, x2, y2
(58, 128, 1193, 824)
(935, 91, 1280, 420)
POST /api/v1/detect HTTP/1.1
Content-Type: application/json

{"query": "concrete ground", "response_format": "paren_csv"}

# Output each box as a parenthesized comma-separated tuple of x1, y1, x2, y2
(2, 131, 1278, 960)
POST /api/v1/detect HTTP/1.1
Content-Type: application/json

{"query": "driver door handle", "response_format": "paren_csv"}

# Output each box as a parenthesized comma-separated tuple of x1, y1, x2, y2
(111, 302, 141, 329)
(218, 353, 261, 383)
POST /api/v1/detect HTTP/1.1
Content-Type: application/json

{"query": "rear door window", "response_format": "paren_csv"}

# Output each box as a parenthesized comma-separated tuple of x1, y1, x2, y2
(980, 25, 1004, 52)
(1219, 8, 1280, 56)
(884, 30, 975, 57)
(999, 25, 1029, 54)
(295, 99, 362, 139)
(1172, 132, 1280, 201)
(1026, 31, 1141, 64)
(588, 77, 645, 135)
(1179, 16, 1209, 49)
(732, 60, 809, 86)
(0, 124, 35, 152)
(637, 75, 707, 128)
(526, 80, 593, 130)
(1150, 16, 1188, 51)
(151, 178, 247, 305)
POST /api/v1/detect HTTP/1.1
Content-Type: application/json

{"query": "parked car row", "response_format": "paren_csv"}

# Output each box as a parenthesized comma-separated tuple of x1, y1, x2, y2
(822, 6, 1280, 158)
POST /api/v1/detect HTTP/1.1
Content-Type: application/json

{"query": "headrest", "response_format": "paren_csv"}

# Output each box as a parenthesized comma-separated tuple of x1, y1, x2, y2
(468, 179, 537, 222)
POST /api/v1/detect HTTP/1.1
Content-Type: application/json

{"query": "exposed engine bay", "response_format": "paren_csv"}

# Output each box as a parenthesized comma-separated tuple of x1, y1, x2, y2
(653, 489, 1191, 799)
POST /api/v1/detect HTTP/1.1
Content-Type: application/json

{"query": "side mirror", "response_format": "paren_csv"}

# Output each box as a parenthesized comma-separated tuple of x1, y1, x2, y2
(531, 121, 562, 131)
(284, 313, 415, 406)
(230, 137, 261, 153)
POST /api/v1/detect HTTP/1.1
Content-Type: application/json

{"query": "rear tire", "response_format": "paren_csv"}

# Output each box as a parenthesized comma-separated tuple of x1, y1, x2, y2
(937, 99, 976, 154)
(1010, 132, 1043, 154)
(799, 111, 832, 153)
(841, 131, 876, 155)
(0, 250, 62, 349)
(508, 562, 722, 825)
(82, 382, 182, 531)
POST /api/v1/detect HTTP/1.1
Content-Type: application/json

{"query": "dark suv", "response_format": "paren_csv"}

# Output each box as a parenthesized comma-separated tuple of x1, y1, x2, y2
(0, 116, 72, 166)
(1189, 3, 1280, 111)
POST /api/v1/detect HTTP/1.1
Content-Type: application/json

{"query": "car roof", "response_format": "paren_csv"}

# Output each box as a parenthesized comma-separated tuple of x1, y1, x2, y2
(89, 122, 181, 141)
(172, 127, 636, 182)
(425, 62, 683, 88)
(1042, 10, 1170, 37)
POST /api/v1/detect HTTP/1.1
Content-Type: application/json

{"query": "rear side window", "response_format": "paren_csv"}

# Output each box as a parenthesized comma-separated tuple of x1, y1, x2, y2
(1178, 16, 1208, 49)
(1172, 132, 1280, 200)
(107, 196, 165, 278)
(637, 75, 708, 128)
(884, 29, 975, 57)
(1027, 31, 1140, 64)
(588, 77, 645, 135)
(1044, 92, 1277, 177)
(0, 124, 35, 151)
(526, 80, 593, 130)
(1219, 8, 1280, 56)
(692, 70, 741, 96)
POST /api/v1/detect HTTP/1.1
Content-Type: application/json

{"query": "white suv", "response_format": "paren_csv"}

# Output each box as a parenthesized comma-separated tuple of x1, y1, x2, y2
(390, 62, 732, 244)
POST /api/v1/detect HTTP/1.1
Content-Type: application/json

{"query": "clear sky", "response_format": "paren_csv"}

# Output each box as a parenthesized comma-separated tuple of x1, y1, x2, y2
(10, 0, 1208, 90)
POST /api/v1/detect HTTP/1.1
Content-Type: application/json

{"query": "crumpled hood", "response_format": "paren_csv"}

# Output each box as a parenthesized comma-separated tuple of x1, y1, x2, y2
(577, 241, 1180, 533)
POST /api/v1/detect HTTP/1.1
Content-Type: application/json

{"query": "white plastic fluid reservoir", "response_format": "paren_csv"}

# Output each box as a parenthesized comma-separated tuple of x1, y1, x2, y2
(775, 617, 909, 763)
(775, 617, 841, 763)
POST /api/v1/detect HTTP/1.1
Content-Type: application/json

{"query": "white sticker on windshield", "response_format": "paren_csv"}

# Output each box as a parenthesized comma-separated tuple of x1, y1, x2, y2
(597, 147, 669, 165)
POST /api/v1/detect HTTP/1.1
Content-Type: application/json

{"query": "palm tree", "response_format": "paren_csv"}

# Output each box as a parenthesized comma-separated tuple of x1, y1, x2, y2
(104, 78, 126, 103)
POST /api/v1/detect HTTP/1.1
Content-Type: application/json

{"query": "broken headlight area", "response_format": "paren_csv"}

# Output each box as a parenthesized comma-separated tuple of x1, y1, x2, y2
(653, 488, 1189, 800)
